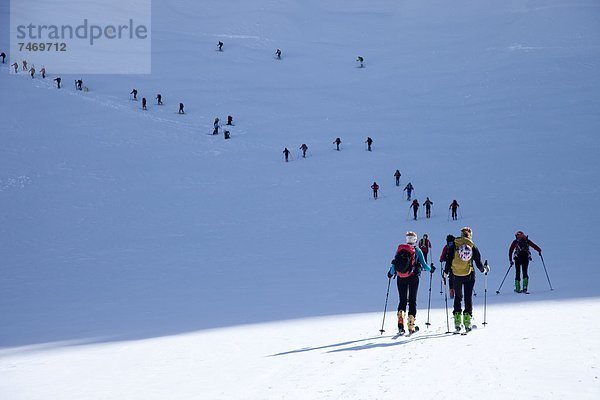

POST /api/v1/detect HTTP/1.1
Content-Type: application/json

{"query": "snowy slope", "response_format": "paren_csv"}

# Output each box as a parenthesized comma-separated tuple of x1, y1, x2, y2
(1, 0, 600, 398)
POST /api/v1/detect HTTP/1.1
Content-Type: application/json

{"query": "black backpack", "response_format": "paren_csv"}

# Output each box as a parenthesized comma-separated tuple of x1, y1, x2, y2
(393, 245, 419, 277)
(515, 237, 530, 259)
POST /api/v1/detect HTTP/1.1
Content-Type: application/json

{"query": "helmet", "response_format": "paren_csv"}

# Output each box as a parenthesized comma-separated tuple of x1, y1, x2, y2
(405, 231, 417, 245)
(515, 231, 525, 239)
(461, 227, 472, 239)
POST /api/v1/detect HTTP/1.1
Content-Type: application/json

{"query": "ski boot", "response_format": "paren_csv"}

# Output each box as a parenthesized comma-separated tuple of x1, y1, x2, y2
(453, 312, 462, 333)
(523, 278, 529, 293)
(407, 314, 417, 335)
(515, 280, 521, 293)
(397, 310, 405, 335)
(463, 313, 472, 332)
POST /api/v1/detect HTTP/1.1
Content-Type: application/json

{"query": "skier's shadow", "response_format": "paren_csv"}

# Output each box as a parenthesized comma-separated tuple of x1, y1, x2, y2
(269, 332, 449, 357)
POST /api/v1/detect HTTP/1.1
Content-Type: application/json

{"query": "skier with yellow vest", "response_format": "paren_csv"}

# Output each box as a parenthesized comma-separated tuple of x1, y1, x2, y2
(443, 227, 490, 333)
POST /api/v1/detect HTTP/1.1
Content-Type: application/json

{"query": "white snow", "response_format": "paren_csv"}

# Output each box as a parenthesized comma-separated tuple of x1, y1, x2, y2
(1, 0, 600, 399)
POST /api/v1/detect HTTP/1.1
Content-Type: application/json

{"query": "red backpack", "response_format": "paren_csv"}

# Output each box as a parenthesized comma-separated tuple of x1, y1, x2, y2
(393, 244, 417, 278)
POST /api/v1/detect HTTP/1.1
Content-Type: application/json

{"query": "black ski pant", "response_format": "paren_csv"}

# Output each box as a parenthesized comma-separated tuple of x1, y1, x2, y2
(453, 273, 475, 316)
(397, 273, 420, 317)
(413, 208, 418, 220)
(425, 206, 431, 218)
(395, 177, 400, 186)
(514, 255, 530, 280)
(451, 208, 458, 220)
(373, 190, 378, 199)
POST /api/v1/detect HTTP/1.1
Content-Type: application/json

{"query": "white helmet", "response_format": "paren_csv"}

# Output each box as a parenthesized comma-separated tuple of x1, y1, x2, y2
(406, 231, 418, 245)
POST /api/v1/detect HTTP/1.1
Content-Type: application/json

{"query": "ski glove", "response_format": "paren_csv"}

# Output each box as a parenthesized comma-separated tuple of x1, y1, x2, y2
(483, 264, 491, 274)
(429, 265, 436, 274)
(387, 271, 394, 279)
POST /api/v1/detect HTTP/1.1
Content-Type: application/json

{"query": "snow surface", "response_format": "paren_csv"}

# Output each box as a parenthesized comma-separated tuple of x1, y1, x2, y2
(1, 0, 600, 398)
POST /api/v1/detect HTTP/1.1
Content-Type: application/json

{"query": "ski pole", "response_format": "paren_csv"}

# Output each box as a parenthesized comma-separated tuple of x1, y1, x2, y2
(379, 277, 392, 335)
(483, 260, 488, 326)
(443, 272, 451, 333)
(447, 208, 450, 221)
(539, 254, 554, 291)
(440, 269, 443, 295)
(406, 207, 411, 221)
(459, 208, 463, 219)
(496, 264, 512, 294)
(425, 263, 434, 326)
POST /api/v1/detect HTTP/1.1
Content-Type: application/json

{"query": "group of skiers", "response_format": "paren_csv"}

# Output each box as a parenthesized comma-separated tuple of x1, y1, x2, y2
(282, 137, 373, 162)
(216, 41, 284, 60)
(386, 228, 543, 335)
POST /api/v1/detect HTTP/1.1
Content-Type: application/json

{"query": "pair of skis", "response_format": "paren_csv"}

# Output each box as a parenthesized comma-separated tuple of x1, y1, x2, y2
(392, 326, 420, 339)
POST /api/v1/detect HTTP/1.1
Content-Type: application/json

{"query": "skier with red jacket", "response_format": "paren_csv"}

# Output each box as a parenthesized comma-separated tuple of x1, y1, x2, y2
(440, 234, 456, 298)
(509, 231, 542, 293)
(418, 234, 431, 262)
(371, 182, 379, 199)
(387, 231, 434, 335)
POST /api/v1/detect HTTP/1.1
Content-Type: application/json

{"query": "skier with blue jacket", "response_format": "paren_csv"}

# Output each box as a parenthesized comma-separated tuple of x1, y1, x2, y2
(387, 231, 435, 335)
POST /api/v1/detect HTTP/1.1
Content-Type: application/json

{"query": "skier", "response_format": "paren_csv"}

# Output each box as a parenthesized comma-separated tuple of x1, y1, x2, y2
(283, 147, 290, 162)
(508, 231, 542, 293)
(410, 199, 419, 220)
(423, 197, 433, 218)
(156, 94, 162, 105)
(142, 97, 147, 110)
(54, 77, 62, 88)
(365, 137, 373, 151)
(333, 137, 341, 151)
(300, 143, 308, 158)
(0, 52, 5, 63)
(224, 130, 231, 139)
(226, 115, 233, 125)
(440, 234, 456, 298)
(11, 62, 18, 73)
(418, 234, 432, 262)
(217, 41, 224, 51)
(76, 79, 83, 90)
(130, 89, 138, 100)
(449, 200, 460, 220)
(22, 60, 27, 71)
(29, 67, 35, 78)
(40, 67, 46, 78)
(371, 182, 379, 199)
(275, 49, 281, 59)
(356, 56, 364, 68)
(178, 103, 185, 114)
(387, 231, 434, 335)
(394, 170, 401, 186)
(213, 118, 220, 135)
(443, 227, 489, 333)
(403, 182, 414, 201)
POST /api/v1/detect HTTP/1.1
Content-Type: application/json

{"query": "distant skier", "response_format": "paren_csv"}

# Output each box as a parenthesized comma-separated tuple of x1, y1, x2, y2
(226, 115, 233, 125)
(130, 89, 138, 100)
(40, 67, 46, 79)
(394, 169, 401, 186)
(11, 62, 18, 73)
(418, 234, 432, 262)
(508, 231, 542, 293)
(371, 182, 379, 199)
(365, 137, 373, 151)
(213, 118, 220, 135)
(156, 94, 163, 105)
(217, 41, 224, 51)
(54, 77, 61, 88)
(224, 130, 231, 139)
(444, 227, 489, 333)
(178, 103, 185, 114)
(283, 147, 290, 162)
(275, 49, 281, 59)
(356, 56, 364, 68)
(300, 143, 308, 158)
(403, 182, 414, 201)
(440, 234, 456, 298)
(29, 67, 35, 78)
(410, 199, 419, 220)
(333, 137, 341, 151)
(449, 200, 460, 220)
(387, 231, 434, 335)
(76, 79, 83, 91)
(0, 52, 5, 63)
(22, 60, 27, 71)
(423, 197, 433, 218)
(142, 97, 147, 110)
